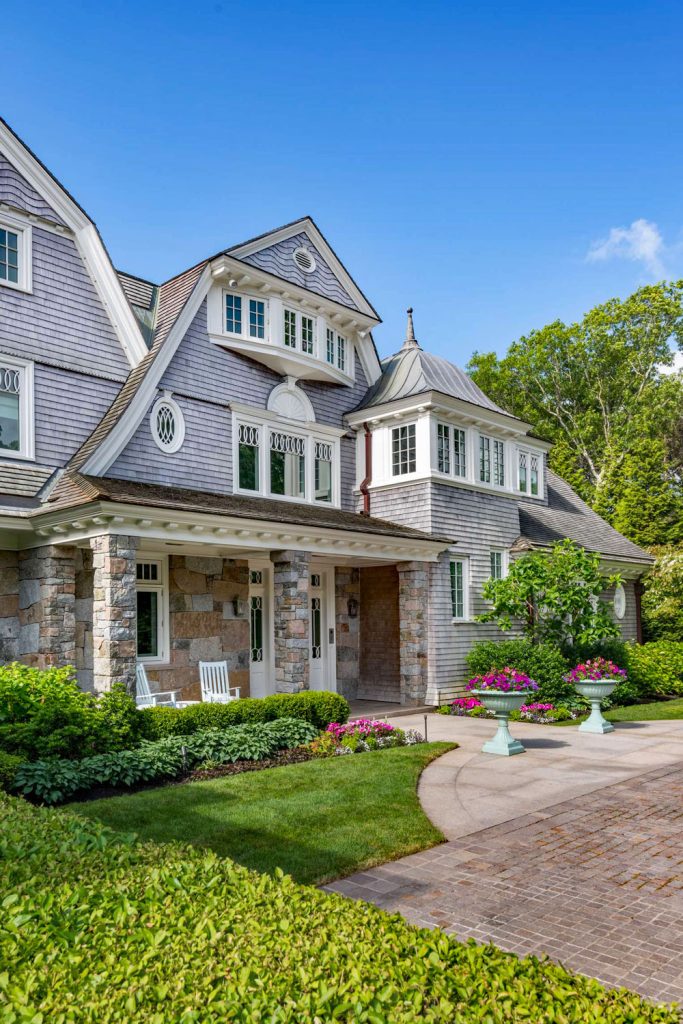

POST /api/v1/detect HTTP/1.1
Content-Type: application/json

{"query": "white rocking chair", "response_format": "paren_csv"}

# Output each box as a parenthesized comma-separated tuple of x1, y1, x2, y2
(199, 661, 241, 704)
(135, 663, 181, 708)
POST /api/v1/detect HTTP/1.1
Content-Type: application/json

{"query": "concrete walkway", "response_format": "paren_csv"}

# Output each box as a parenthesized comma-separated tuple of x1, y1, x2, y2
(325, 715, 683, 1005)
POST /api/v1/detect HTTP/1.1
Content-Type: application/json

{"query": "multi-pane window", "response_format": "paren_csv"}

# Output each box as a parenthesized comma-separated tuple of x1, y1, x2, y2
(0, 227, 19, 285)
(314, 441, 333, 502)
(392, 424, 416, 476)
(301, 316, 314, 355)
(437, 423, 451, 474)
(284, 309, 297, 348)
(479, 435, 491, 483)
(238, 424, 260, 491)
(225, 293, 242, 334)
(249, 299, 265, 339)
(493, 440, 505, 487)
(326, 328, 335, 364)
(0, 365, 22, 453)
(450, 560, 466, 619)
(136, 560, 166, 662)
(453, 428, 466, 477)
(337, 335, 346, 372)
(518, 451, 528, 492)
(270, 431, 306, 499)
(530, 454, 539, 496)
(490, 550, 504, 581)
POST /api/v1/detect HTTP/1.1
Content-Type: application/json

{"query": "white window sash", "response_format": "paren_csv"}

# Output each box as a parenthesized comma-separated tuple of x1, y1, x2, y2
(136, 557, 169, 664)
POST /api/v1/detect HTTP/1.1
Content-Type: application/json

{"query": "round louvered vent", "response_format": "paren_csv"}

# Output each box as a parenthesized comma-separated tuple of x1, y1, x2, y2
(293, 247, 316, 273)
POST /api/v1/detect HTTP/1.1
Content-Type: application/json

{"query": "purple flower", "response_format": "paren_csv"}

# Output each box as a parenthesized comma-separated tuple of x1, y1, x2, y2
(465, 666, 539, 693)
(564, 658, 627, 684)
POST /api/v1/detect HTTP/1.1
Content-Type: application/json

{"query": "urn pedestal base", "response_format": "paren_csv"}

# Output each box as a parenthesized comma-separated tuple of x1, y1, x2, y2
(482, 720, 526, 756)
(472, 690, 533, 757)
(574, 680, 617, 735)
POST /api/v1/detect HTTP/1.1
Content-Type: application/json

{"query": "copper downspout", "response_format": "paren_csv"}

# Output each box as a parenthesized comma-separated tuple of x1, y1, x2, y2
(359, 422, 372, 515)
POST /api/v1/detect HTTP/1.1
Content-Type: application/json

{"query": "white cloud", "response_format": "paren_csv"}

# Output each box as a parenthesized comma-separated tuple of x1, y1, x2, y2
(661, 348, 683, 375)
(586, 218, 665, 276)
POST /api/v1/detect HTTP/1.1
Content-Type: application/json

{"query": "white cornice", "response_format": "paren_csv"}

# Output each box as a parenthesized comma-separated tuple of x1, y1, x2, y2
(0, 122, 148, 369)
(26, 499, 448, 563)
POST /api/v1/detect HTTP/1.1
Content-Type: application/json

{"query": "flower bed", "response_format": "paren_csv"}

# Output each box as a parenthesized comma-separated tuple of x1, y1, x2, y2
(310, 719, 424, 757)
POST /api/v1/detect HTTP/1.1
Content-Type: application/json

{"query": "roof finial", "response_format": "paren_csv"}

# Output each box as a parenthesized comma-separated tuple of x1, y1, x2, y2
(403, 307, 420, 349)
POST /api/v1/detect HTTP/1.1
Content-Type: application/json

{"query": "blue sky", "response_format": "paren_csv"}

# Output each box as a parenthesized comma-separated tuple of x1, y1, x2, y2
(4, 0, 683, 363)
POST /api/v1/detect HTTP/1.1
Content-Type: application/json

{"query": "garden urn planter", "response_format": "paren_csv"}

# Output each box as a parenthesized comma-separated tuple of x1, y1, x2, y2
(471, 689, 533, 756)
(574, 679, 616, 734)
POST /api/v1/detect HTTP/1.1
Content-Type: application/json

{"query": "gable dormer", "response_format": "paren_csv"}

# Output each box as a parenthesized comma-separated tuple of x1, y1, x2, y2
(206, 218, 381, 386)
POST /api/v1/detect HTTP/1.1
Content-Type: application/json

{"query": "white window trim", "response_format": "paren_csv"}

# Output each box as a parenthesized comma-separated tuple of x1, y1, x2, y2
(136, 555, 170, 665)
(391, 421, 418, 478)
(434, 420, 468, 479)
(449, 555, 470, 622)
(516, 445, 544, 498)
(149, 392, 186, 454)
(0, 353, 35, 461)
(488, 548, 509, 582)
(232, 410, 342, 508)
(0, 212, 32, 294)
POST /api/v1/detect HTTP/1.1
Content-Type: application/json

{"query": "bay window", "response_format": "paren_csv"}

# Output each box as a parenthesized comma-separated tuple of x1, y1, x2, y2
(270, 431, 306, 499)
(326, 327, 335, 364)
(249, 299, 265, 339)
(437, 423, 451, 473)
(436, 422, 466, 478)
(480, 435, 505, 486)
(235, 415, 338, 505)
(225, 293, 242, 334)
(284, 309, 297, 348)
(392, 423, 416, 476)
(517, 447, 542, 496)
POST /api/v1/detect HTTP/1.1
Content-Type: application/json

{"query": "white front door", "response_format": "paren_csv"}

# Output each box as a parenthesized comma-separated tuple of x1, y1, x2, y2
(249, 565, 272, 698)
(309, 569, 336, 692)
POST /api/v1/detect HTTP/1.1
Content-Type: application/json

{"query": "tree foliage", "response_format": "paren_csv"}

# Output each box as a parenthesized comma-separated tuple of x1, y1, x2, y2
(641, 546, 683, 642)
(468, 283, 683, 545)
(479, 540, 621, 648)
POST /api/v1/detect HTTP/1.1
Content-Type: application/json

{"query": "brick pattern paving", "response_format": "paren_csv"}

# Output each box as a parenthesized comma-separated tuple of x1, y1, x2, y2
(325, 762, 683, 1005)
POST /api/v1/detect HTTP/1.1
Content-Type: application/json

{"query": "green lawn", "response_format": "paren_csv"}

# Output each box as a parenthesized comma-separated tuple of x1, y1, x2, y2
(73, 742, 454, 885)
(554, 698, 683, 725)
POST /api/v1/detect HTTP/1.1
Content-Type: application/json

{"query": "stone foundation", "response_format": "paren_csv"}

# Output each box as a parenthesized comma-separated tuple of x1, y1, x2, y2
(335, 567, 360, 700)
(397, 560, 430, 706)
(146, 555, 249, 701)
(0, 551, 19, 663)
(271, 549, 310, 693)
(74, 548, 94, 690)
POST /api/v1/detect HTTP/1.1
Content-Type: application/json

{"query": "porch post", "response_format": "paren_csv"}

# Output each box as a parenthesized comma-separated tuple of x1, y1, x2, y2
(18, 544, 77, 667)
(270, 549, 310, 693)
(91, 534, 138, 694)
(397, 560, 430, 706)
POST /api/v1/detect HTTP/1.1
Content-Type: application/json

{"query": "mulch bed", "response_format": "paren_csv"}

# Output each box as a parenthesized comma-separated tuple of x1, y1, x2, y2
(65, 747, 315, 805)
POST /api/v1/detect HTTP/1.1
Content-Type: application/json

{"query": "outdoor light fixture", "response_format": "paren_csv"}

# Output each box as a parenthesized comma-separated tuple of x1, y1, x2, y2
(232, 595, 245, 617)
(347, 597, 359, 618)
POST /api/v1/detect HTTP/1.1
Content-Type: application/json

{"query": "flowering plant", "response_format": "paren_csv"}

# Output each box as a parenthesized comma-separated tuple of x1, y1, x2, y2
(564, 658, 627, 684)
(465, 666, 538, 693)
(445, 697, 484, 715)
(327, 719, 395, 740)
(322, 719, 423, 754)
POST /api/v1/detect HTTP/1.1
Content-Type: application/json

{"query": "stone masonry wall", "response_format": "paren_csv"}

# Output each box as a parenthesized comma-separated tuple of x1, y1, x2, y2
(146, 555, 249, 701)
(74, 548, 94, 690)
(271, 550, 310, 693)
(0, 551, 19, 663)
(397, 561, 430, 706)
(335, 567, 360, 701)
(18, 545, 76, 668)
(358, 565, 400, 702)
(91, 534, 137, 694)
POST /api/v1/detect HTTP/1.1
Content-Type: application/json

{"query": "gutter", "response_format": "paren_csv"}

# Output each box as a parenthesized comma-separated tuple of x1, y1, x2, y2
(359, 422, 372, 515)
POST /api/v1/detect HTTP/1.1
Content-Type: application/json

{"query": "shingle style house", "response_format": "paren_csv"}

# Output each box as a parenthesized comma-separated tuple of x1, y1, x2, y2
(0, 119, 653, 705)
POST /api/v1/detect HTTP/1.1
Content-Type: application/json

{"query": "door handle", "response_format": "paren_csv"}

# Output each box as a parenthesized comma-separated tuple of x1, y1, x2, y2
(328, 628, 335, 645)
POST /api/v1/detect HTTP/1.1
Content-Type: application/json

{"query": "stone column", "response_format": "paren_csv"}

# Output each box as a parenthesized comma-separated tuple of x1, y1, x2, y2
(0, 550, 20, 663)
(270, 549, 310, 693)
(397, 560, 430, 706)
(18, 545, 77, 667)
(91, 534, 138, 694)
(335, 566, 360, 700)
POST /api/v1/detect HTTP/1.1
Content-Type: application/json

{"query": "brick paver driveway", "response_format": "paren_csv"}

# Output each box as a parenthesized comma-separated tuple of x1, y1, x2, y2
(326, 721, 683, 1006)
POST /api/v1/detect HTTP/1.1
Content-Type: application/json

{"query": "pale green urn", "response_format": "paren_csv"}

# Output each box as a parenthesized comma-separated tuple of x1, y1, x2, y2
(574, 679, 617, 734)
(472, 689, 533, 756)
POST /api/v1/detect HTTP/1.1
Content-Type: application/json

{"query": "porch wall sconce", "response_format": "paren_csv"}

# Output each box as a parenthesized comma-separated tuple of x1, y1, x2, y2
(347, 597, 359, 619)
(232, 595, 246, 617)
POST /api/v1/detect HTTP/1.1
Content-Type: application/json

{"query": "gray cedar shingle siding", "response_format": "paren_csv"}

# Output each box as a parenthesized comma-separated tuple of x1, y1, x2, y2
(239, 232, 359, 312)
(34, 366, 120, 468)
(0, 227, 130, 381)
(0, 154, 66, 226)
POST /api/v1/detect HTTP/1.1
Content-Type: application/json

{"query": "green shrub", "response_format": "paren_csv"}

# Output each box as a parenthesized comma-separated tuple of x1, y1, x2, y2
(13, 718, 319, 804)
(626, 641, 683, 697)
(140, 690, 349, 740)
(0, 795, 676, 1023)
(0, 750, 24, 791)
(0, 665, 143, 760)
(466, 639, 574, 706)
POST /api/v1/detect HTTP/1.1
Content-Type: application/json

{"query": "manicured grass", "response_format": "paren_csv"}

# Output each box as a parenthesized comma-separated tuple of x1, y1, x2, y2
(73, 742, 454, 885)
(554, 698, 683, 725)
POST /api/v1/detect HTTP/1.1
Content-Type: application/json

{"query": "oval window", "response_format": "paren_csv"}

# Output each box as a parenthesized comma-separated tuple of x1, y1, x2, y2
(613, 583, 626, 620)
(150, 395, 185, 454)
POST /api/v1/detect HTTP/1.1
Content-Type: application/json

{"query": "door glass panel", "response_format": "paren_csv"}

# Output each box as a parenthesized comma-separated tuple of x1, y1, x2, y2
(250, 596, 263, 662)
(137, 591, 158, 658)
(311, 597, 321, 659)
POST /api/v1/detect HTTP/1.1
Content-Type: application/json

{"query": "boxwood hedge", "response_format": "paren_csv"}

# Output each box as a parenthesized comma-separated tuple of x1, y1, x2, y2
(0, 795, 676, 1023)
(140, 689, 349, 739)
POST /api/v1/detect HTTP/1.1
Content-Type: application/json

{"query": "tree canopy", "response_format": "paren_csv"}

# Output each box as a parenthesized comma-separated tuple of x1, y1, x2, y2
(467, 283, 683, 546)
